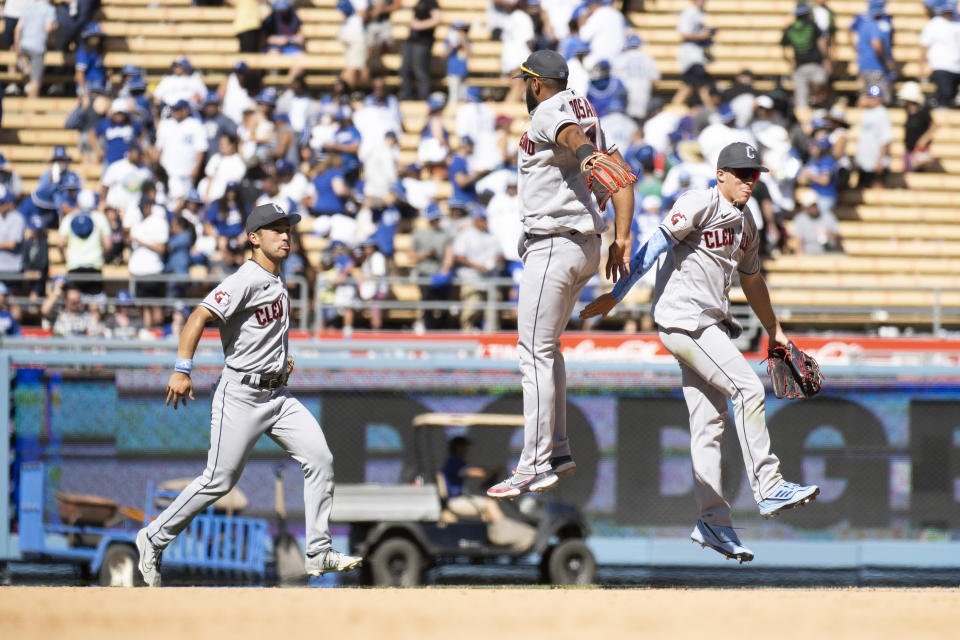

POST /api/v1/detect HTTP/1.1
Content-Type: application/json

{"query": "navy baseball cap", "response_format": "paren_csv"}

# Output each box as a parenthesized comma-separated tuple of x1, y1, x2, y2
(865, 84, 883, 97)
(717, 142, 769, 172)
(245, 202, 301, 233)
(71, 213, 95, 239)
(794, 3, 812, 16)
(172, 99, 191, 111)
(127, 77, 147, 92)
(172, 56, 192, 72)
(121, 64, 140, 76)
(51, 145, 71, 162)
(116, 289, 133, 306)
(203, 91, 220, 105)
(513, 49, 569, 81)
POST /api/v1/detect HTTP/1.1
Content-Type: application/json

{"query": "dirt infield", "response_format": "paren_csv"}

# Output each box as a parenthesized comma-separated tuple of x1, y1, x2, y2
(2, 587, 958, 639)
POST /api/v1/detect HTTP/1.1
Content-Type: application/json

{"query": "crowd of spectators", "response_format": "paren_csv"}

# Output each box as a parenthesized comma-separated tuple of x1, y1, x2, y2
(0, 0, 956, 335)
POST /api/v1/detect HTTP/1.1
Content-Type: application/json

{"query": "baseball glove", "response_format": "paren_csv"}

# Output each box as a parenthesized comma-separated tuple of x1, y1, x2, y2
(580, 151, 637, 209)
(766, 341, 823, 399)
(282, 355, 295, 386)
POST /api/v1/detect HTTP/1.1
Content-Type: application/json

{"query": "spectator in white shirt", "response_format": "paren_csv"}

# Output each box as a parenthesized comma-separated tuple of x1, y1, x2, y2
(566, 37, 591, 97)
(218, 61, 255, 126)
(152, 57, 208, 110)
(920, 1, 960, 109)
(579, 0, 626, 71)
(153, 99, 208, 201)
(275, 158, 316, 216)
(612, 34, 660, 120)
(452, 205, 503, 331)
(124, 182, 169, 328)
(100, 145, 152, 212)
(485, 172, 522, 266)
(501, 3, 535, 103)
(361, 130, 399, 205)
(199, 133, 247, 204)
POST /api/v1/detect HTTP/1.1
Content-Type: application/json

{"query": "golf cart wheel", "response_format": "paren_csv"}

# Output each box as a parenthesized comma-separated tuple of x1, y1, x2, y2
(99, 544, 143, 587)
(546, 539, 596, 585)
(368, 538, 425, 587)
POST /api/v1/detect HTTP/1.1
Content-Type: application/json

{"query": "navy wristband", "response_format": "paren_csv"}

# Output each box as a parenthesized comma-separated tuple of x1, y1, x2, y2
(575, 144, 595, 165)
(174, 358, 193, 375)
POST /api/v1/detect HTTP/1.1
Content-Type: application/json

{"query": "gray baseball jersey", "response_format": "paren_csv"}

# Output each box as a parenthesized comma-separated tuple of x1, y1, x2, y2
(512, 90, 606, 476)
(518, 88, 608, 235)
(651, 187, 761, 333)
(650, 187, 784, 528)
(200, 260, 290, 374)
(146, 259, 338, 563)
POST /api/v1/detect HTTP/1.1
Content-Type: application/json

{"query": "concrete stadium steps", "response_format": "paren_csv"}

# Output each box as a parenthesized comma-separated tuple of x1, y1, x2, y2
(764, 254, 960, 275)
(835, 205, 960, 223)
(766, 272, 960, 288)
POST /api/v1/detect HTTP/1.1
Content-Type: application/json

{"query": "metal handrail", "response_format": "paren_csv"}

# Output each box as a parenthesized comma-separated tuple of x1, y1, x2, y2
(6, 272, 311, 330)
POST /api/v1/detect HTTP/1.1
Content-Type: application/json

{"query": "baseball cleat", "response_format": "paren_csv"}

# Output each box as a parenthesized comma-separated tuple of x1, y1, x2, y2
(758, 481, 820, 519)
(135, 528, 163, 587)
(304, 549, 363, 576)
(486, 470, 559, 499)
(550, 455, 577, 478)
(690, 520, 754, 564)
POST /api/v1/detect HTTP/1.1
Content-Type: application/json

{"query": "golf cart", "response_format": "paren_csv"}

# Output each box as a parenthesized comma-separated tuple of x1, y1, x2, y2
(331, 413, 596, 586)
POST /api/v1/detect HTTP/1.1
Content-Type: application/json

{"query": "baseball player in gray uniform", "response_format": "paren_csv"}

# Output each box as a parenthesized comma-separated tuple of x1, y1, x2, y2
(581, 142, 819, 563)
(487, 50, 636, 499)
(135, 203, 361, 586)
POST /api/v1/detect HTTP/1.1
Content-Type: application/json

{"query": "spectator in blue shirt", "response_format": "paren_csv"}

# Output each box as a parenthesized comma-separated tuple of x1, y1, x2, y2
(0, 282, 20, 336)
(586, 60, 628, 118)
(262, 0, 304, 55)
(322, 107, 362, 184)
(200, 91, 238, 164)
(165, 214, 195, 299)
(799, 136, 838, 223)
(205, 182, 248, 249)
(74, 22, 106, 96)
(448, 137, 491, 205)
(445, 20, 470, 105)
(310, 153, 350, 216)
(850, 0, 896, 102)
(93, 99, 144, 169)
(54, 173, 82, 219)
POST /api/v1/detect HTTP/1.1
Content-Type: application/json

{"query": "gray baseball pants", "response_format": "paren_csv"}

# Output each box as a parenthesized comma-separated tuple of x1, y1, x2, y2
(658, 323, 783, 526)
(516, 232, 601, 474)
(145, 367, 335, 555)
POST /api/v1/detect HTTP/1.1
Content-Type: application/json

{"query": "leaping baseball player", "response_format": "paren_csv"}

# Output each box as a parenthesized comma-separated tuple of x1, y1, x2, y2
(580, 142, 819, 563)
(135, 202, 361, 586)
(487, 50, 636, 499)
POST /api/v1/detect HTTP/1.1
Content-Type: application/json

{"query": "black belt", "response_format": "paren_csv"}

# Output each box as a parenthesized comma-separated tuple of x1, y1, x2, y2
(239, 371, 285, 390)
(524, 230, 600, 240)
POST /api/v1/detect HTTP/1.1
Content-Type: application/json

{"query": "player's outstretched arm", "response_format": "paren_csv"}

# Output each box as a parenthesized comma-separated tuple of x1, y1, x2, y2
(580, 229, 674, 319)
(739, 271, 787, 347)
(165, 306, 216, 410)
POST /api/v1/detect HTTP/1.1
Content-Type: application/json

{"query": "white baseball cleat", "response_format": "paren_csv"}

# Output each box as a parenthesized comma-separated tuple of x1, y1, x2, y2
(758, 481, 820, 519)
(135, 528, 163, 587)
(304, 549, 363, 576)
(690, 520, 754, 564)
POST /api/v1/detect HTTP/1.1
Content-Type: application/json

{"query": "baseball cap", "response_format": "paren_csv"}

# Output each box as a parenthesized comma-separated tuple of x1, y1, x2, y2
(273, 0, 292, 10)
(127, 77, 147, 93)
(203, 91, 221, 105)
(794, 3, 812, 16)
(798, 190, 818, 207)
(77, 189, 96, 211)
(256, 88, 278, 106)
(59, 173, 82, 191)
(233, 60, 249, 73)
(185, 188, 204, 204)
(716, 103, 735, 123)
(447, 195, 470, 210)
(172, 99, 191, 111)
(26, 214, 46, 231)
(245, 202, 301, 234)
(865, 84, 883, 98)
(423, 202, 442, 220)
(755, 95, 775, 110)
(121, 63, 140, 76)
(71, 213, 95, 239)
(626, 34, 643, 48)
(111, 98, 129, 114)
(450, 19, 468, 30)
(116, 289, 133, 306)
(427, 92, 447, 112)
(460, 135, 474, 147)
(716, 142, 769, 172)
(897, 80, 924, 104)
(275, 158, 295, 174)
(172, 56, 192, 72)
(465, 86, 482, 102)
(512, 49, 569, 81)
(81, 22, 104, 39)
(642, 194, 662, 211)
(469, 204, 487, 219)
(569, 37, 591, 56)
(50, 145, 72, 162)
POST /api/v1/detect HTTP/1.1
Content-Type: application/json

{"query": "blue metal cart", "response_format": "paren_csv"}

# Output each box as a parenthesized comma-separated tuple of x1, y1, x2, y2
(17, 462, 269, 585)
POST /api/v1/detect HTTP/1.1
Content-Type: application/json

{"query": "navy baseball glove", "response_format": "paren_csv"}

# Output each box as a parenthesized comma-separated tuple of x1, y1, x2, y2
(766, 342, 823, 399)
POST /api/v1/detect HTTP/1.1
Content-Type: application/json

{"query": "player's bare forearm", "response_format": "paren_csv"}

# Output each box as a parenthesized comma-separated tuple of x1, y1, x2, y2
(177, 306, 215, 360)
(740, 271, 785, 344)
(556, 122, 592, 155)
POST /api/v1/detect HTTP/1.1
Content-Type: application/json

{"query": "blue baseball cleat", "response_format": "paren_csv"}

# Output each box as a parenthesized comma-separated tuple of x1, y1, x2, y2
(690, 520, 754, 563)
(758, 481, 820, 518)
(487, 470, 559, 499)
